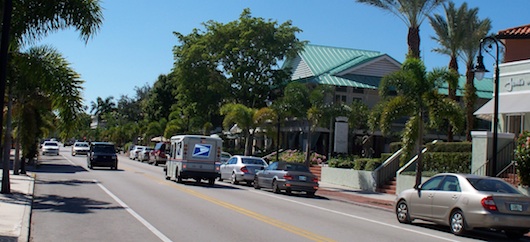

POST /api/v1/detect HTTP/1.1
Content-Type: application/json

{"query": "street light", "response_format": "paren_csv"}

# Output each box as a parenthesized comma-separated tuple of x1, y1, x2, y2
(473, 35, 502, 177)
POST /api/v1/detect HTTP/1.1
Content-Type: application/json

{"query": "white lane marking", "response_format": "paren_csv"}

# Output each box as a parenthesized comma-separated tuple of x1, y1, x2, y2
(94, 180, 172, 242)
(61, 154, 77, 166)
(249, 189, 460, 242)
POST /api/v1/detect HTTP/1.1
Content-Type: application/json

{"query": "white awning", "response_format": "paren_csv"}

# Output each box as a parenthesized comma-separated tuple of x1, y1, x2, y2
(474, 91, 530, 120)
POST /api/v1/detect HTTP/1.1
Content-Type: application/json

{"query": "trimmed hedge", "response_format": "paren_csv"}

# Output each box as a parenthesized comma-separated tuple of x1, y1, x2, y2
(423, 152, 471, 173)
(425, 142, 472, 152)
(354, 158, 382, 171)
(328, 158, 355, 169)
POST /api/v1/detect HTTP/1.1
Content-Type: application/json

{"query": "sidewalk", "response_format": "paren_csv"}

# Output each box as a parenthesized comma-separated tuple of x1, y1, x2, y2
(0, 169, 396, 242)
(0, 171, 34, 242)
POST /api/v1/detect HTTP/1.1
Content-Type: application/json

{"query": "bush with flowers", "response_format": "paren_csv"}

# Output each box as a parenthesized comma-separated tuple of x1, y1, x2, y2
(279, 150, 326, 165)
(515, 130, 530, 186)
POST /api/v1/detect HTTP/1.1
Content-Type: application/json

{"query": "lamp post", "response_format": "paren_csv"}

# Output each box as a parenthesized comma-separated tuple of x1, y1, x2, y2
(473, 35, 502, 177)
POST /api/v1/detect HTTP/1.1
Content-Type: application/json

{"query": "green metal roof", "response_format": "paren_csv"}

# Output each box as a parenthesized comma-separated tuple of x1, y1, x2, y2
(285, 44, 493, 100)
(437, 76, 493, 99)
(299, 44, 385, 76)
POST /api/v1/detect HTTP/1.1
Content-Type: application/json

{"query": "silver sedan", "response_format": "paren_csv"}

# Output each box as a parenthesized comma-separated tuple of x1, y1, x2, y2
(220, 155, 267, 185)
(395, 173, 530, 239)
(253, 161, 319, 197)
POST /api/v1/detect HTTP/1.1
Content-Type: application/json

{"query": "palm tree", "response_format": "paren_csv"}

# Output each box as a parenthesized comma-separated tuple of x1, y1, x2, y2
(376, 58, 463, 188)
(357, 0, 445, 58)
(1, 0, 103, 193)
(90, 96, 116, 125)
(461, 10, 491, 141)
(220, 103, 257, 156)
(429, 2, 480, 141)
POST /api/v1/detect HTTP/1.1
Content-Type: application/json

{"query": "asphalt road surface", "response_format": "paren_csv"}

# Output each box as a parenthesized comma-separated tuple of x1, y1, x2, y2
(28, 146, 528, 242)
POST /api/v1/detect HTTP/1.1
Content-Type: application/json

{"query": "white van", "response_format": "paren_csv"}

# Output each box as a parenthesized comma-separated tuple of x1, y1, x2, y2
(164, 135, 222, 185)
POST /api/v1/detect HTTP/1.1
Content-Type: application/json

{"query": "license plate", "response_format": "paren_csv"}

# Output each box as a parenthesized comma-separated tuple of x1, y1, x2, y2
(299, 176, 306, 181)
(510, 203, 523, 211)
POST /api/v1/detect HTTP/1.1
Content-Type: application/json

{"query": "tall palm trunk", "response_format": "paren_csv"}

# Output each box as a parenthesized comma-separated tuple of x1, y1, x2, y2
(464, 64, 477, 141)
(304, 120, 312, 167)
(415, 110, 424, 189)
(2, 91, 13, 175)
(407, 27, 421, 59)
(446, 56, 459, 142)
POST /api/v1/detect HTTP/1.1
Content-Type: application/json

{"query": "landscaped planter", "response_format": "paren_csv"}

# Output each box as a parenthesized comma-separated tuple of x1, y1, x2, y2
(321, 166, 376, 192)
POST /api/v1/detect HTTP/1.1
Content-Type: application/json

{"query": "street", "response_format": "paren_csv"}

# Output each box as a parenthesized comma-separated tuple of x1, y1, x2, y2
(28, 146, 525, 242)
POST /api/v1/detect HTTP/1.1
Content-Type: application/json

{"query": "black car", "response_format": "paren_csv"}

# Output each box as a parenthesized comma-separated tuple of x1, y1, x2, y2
(87, 142, 118, 170)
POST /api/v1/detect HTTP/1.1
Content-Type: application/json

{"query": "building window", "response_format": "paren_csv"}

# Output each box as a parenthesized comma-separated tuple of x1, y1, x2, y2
(335, 86, 347, 92)
(352, 88, 364, 94)
(505, 115, 523, 135)
(335, 95, 347, 104)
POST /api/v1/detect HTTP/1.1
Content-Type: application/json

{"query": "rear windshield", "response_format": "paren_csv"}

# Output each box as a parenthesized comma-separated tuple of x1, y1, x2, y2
(285, 163, 310, 172)
(93, 145, 116, 153)
(467, 178, 520, 194)
(242, 158, 266, 165)
(75, 143, 89, 147)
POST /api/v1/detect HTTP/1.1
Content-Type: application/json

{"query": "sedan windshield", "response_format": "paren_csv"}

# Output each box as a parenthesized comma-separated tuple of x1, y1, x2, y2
(93, 146, 116, 153)
(467, 178, 520, 194)
(285, 163, 310, 172)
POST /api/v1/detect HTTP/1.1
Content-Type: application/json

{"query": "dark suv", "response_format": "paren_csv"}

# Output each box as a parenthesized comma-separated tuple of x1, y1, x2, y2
(149, 142, 169, 166)
(87, 142, 118, 170)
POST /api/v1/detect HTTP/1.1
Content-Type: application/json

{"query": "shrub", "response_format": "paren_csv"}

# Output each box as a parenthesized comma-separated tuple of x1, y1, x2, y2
(423, 152, 471, 173)
(515, 131, 530, 186)
(354, 158, 382, 171)
(279, 150, 327, 165)
(328, 158, 355, 169)
(425, 142, 472, 152)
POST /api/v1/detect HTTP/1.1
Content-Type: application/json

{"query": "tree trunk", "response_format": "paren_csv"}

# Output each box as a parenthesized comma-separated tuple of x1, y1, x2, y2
(407, 27, 421, 59)
(2, 92, 13, 175)
(304, 121, 312, 167)
(415, 111, 424, 189)
(13, 137, 20, 175)
(464, 66, 477, 141)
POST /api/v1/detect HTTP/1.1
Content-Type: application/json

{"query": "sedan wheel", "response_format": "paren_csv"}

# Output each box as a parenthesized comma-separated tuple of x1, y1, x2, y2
(396, 200, 411, 224)
(450, 210, 466, 235)
(272, 180, 281, 194)
(253, 176, 260, 189)
(231, 173, 239, 185)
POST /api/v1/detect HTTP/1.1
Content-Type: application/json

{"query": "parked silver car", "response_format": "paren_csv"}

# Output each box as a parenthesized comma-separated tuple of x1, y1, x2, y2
(129, 145, 145, 160)
(138, 147, 154, 162)
(253, 161, 318, 197)
(219, 155, 267, 185)
(395, 173, 530, 239)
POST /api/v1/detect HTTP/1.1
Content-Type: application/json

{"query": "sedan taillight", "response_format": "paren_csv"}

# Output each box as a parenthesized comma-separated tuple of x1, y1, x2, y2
(312, 177, 319, 182)
(481, 196, 498, 211)
(240, 166, 249, 173)
(284, 174, 293, 180)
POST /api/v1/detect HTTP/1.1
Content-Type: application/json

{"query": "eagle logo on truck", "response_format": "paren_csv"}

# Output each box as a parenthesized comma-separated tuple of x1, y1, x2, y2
(192, 144, 211, 158)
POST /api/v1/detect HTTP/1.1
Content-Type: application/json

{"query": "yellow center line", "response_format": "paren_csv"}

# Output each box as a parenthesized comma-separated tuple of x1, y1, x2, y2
(123, 166, 335, 242)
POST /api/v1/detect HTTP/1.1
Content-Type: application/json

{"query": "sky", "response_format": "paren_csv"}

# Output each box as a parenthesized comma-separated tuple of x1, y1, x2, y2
(34, 0, 530, 109)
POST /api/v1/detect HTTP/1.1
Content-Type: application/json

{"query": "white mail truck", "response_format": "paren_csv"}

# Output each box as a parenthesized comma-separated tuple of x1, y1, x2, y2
(164, 135, 222, 185)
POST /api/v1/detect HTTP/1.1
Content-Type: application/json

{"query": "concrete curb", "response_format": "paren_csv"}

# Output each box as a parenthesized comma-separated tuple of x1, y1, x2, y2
(18, 173, 34, 242)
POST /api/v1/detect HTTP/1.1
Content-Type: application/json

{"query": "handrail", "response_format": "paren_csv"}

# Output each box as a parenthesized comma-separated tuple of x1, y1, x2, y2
(493, 140, 515, 175)
(373, 147, 403, 188)
(496, 160, 516, 177)
(472, 160, 488, 176)
(396, 140, 440, 175)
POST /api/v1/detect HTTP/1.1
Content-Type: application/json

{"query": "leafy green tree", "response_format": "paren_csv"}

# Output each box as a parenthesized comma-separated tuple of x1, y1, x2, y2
(144, 74, 175, 122)
(172, 8, 305, 132)
(357, 0, 445, 58)
(376, 58, 463, 188)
